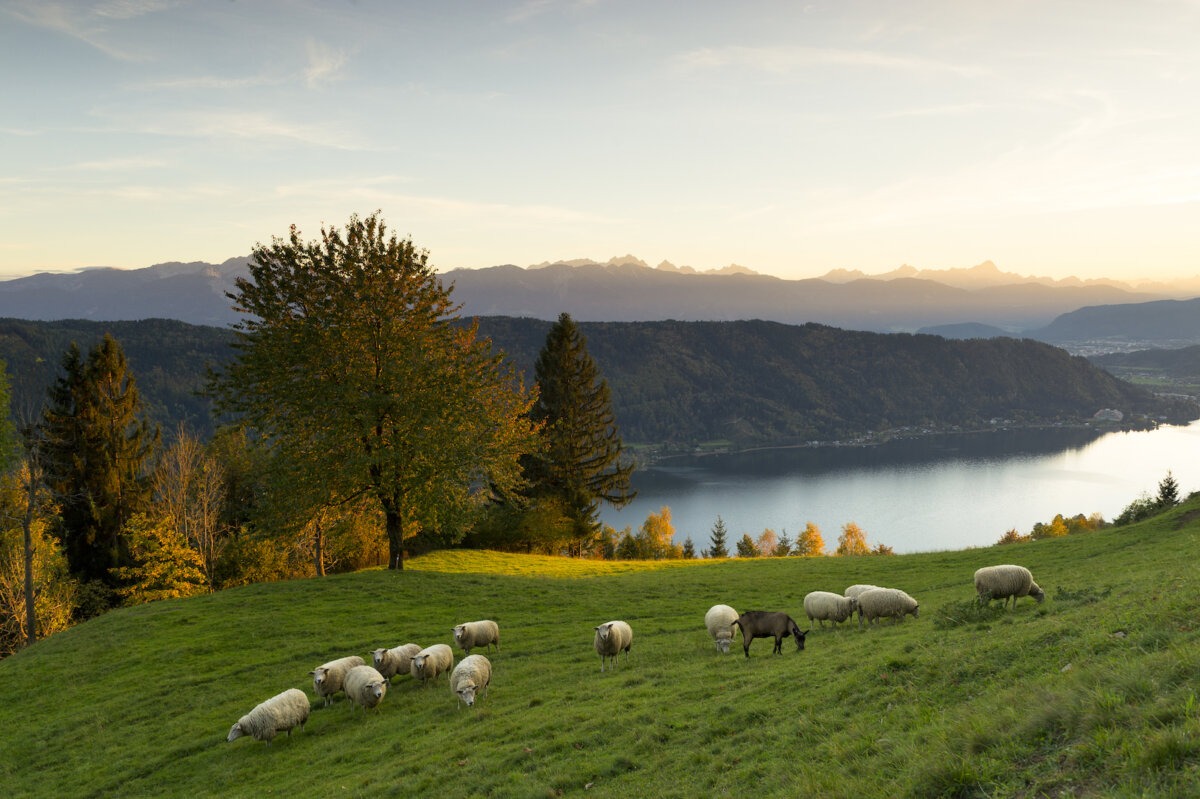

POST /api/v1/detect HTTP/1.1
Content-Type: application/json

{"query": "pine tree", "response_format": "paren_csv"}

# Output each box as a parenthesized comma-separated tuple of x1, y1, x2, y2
(736, 533, 758, 558)
(112, 514, 208, 605)
(523, 313, 636, 551)
(41, 336, 159, 588)
(773, 531, 793, 557)
(1157, 470, 1180, 508)
(682, 537, 696, 559)
(705, 516, 729, 558)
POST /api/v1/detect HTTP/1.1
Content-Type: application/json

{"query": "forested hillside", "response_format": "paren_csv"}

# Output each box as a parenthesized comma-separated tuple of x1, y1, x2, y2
(2, 317, 1192, 448)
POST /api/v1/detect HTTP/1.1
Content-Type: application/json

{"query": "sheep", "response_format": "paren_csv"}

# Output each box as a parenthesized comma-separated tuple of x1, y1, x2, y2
(370, 643, 423, 684)
(844, 584, 881, 599)
(227, 688, 310, 745)
(974, 564, 1045, 608)
(730, 611, 807, 657)
(803, 591, 859, 629)
(704, 604, 740, 654)
(410, 644, 454, 687)
(593, 620, 633, 672)
(343, 665, 388, 714)
(452, 620, 500, 655)
(856, 588, 920, 627)
(309, 655, 365, 707)
(450, 654, 492, 709)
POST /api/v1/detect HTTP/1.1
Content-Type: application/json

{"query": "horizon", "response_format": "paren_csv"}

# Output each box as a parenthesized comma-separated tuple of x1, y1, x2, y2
(3, 2, 1199, 283)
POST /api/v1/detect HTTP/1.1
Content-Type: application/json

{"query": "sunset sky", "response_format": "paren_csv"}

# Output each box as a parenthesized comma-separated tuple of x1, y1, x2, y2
(2, 0, 1198, 282)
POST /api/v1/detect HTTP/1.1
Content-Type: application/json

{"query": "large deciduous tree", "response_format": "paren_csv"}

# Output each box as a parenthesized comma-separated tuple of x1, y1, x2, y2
(207, 213, 538, 570)
(40, 336, 159, 590)
(523, 313, 635, 552)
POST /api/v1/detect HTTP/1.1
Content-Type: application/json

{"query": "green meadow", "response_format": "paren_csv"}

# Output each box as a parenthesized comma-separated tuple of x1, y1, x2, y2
(3, 498, 1199, 798)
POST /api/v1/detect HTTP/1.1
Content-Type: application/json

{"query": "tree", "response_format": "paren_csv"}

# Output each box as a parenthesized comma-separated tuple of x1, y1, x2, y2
(111, 514, 208, 605)
(1157, 470, 1180, 509)
(794, 522, 825, 557)
(705, 516, 729, 558)
(639, 506, 678, 559)
(1031, 515, 1069, 540)
(835, 522, 870, 556)
(522, 313, 636, 549)
(773, 530, 793, 557)
(736, 533, 758, 558)
(152, 425, 229, 588)
(755, 528, 778, 558)
(40, 336, 159, 590)
(208, 214, 539, 569)
(995, 528, 1029, 545)
(682, 537, 696, 559)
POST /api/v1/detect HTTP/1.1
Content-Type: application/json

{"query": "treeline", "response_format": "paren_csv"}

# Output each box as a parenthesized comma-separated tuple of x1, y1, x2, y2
(4, 317, 1193, 451)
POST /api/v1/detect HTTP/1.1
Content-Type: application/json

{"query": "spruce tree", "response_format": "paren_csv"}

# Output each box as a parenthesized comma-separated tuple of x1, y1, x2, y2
(1157, 470, 1180, 508)
(41, 335, 159, 587)
(523, 313, 635, 550)
(705, 516, 729, 558)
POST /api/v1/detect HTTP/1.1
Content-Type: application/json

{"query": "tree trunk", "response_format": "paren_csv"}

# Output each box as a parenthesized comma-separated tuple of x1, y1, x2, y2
(314, 518, 325, 577)
(23, 470, 37, 648)
(386, 509, 405, 570)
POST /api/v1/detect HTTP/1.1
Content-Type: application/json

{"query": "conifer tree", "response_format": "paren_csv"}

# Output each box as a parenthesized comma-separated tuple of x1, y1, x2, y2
(705, 516, 729, 558)
(682, 537, 696, 559)
(41, 336, 159, 587)
(736, 533, 758, 558)
(1157, 470, 1180, 508)
(523, 313, 635, 549)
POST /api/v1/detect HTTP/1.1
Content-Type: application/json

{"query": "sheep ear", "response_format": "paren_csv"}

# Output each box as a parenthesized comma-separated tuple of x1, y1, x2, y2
(593, 626, 600, 631)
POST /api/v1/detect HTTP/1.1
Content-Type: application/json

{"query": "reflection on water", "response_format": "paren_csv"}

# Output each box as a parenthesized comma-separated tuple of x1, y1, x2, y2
(601, 421, 1200, 554)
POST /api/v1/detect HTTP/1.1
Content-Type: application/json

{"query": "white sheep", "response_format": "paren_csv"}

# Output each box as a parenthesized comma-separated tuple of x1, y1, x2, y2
(410, 644, 454, 687)
(593, 620, 633, 672)
(803, 591, 859, 629)
(450, 654, 492, 709)
(309, 655, 365, 707)
(974, 564, 1045, 608)
(227, 688, 310, 745)
(844, 584, 881, 599)
(343, 665, 388, 714)
(452, 620, 500, 655)
(371, 643, 423, 684)
(704, 604, 740, 654)
(857, 588, 920, 627)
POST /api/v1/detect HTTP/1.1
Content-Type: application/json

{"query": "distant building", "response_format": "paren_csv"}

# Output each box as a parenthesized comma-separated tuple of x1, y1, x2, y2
(1093, 408, 1124, 422)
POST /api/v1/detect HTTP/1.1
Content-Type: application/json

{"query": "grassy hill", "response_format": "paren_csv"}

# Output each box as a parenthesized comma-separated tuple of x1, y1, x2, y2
(3, 500, 1199, 797)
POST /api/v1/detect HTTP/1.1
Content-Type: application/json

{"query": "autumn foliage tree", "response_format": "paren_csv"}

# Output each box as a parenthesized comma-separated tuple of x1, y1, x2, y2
(794, 522, 825, 557)
(208, 214, 538, 569)
(835, 522, 870, 556)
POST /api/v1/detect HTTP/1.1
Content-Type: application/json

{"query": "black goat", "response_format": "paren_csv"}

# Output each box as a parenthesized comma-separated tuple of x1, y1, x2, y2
(730, 611, 807, 658)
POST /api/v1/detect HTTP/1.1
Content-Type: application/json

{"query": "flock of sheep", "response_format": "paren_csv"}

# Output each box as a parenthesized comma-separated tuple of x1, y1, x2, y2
(227, 563, 1044, 744)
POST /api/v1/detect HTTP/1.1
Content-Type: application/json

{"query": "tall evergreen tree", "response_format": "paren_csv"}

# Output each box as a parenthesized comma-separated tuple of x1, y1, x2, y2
(523, 313, 635, 551)
(1156, 470, 1180, 508)
(40, 335, 159, 587)
(705, 516, 729, 558)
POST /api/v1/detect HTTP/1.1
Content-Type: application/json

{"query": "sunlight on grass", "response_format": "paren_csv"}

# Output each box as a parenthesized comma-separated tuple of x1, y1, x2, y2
(407, 548, 716, 577)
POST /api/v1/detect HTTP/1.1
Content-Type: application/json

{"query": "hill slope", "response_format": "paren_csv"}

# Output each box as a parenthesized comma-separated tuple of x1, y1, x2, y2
(3, 317, 1189, 449)
(3, 499, 1199, 797)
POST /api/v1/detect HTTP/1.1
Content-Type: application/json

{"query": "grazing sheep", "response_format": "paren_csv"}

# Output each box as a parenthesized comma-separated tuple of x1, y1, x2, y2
(450, 654, 492, 709)
(974, 564, 1045, 608)
(309, 655, 365, 707)
(844, 584, 881, 599)
(593, 620, 633, 672)
(343, 665, 388, 714)
(730, 611, 807, 658)
(705, 604, 740, 654)
(227, 688, 310, 745)
(803, 591, 859, 629)
(410, 644, 454, 687)
(371, 643, 423, 684)
(452, 620, 500, 655)
(856, 588, 920, 627)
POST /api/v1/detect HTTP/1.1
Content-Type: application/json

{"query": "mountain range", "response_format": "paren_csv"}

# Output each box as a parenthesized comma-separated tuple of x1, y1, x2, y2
(2, 256, 1198, 350)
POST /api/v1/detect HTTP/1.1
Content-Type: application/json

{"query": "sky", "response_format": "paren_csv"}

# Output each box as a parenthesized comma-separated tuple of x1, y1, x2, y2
(2, 0, 1199, 283)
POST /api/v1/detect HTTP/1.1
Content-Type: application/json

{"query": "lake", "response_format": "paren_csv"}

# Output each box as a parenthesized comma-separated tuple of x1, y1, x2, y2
(600, 420, 1200, 553)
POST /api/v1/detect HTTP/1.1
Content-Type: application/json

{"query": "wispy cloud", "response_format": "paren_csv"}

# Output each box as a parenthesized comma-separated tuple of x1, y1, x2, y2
(139, 74, 279, 90)
(673, 45, 988, 78)
(55, 156, 168, 171)
(304, 39, 348, 89)
(3, 0, 166, 61)
(122, 108, 371, 150)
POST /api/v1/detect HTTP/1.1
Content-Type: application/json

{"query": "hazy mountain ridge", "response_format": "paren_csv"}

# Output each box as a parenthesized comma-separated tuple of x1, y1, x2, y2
(1, 256, 1196, 349)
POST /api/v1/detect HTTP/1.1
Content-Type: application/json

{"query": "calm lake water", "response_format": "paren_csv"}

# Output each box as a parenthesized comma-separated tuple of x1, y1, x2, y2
(600, 420, 1200, 553)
